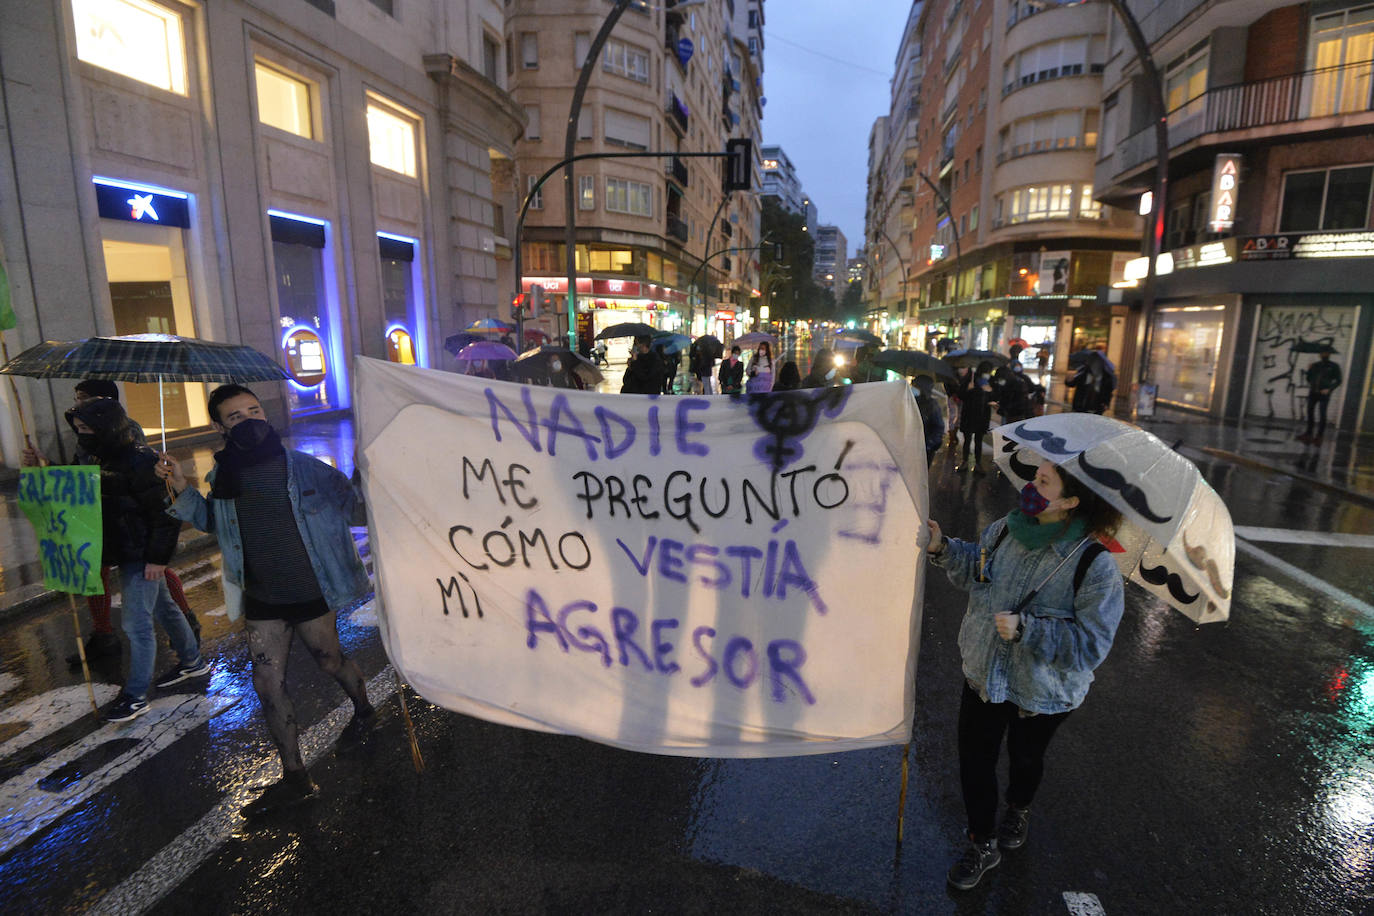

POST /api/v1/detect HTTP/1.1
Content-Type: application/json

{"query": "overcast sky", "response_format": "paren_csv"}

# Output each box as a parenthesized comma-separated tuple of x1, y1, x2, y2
(760, 0, 913, 261)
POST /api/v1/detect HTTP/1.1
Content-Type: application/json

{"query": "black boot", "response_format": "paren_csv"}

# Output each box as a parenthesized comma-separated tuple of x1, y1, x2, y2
(67, 631, 120, 667)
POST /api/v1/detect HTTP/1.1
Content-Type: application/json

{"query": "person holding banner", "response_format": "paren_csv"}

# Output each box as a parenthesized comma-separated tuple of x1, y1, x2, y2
(925, 459, 1125, 890)
(718, 345, 744, 394)
(158, 384, 376, 817)
(26, 398, 208, 723)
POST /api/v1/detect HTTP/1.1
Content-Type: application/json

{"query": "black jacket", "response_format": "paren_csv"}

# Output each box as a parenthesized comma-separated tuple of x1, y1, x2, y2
(959, 387, 993, 433)
(718, 358, 745, 394)
(96, 445, 182, 567)
(621, 351, 662, 394)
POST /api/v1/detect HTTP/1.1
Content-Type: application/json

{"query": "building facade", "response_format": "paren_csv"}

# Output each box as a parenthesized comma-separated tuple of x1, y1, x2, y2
(761, 144, 807, 214)
(1095, 0, 1374, 435)
(0, 0, 523, 466)
(902, 0, 1141, 373)
(507, 0, 764, 352)
(813, 224, 848, 300)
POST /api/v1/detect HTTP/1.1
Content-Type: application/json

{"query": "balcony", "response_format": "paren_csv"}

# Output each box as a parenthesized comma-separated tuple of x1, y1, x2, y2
(1108, 61, 1374, 179)
(720, 219, 732, 238)
(666, 155, 689, 187)
(722, 255, 733, 272)
(667, 214, 689, 244)
(667, 93, 690, 135)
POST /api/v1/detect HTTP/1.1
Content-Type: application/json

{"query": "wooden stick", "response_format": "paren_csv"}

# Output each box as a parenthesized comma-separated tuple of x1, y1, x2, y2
(69, 592, 100, 716)
(0, 331, 35, 450)
(896, 741, 911, 844)
(394, 668, 425, 773)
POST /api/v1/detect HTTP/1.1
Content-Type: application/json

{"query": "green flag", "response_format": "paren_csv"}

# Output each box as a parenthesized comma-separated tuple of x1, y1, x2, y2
(0, 260, 16, 331)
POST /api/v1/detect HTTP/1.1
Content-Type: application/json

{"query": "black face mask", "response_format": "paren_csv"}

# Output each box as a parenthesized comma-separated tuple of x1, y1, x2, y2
(226, 418, 273, 450)
(76, 433, 102, 455)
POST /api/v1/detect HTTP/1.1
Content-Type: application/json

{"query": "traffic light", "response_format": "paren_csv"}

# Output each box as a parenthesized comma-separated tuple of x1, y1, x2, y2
(527, 284, 544, 318)
(723, 137, 752, 192)
(511, 292, 526, 318)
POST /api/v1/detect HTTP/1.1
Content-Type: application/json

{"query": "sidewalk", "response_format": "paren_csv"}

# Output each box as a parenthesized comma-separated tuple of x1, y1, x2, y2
(2, 394, 1371, 621)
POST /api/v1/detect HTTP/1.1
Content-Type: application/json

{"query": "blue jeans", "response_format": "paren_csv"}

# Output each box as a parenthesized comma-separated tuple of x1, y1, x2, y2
(119, 563, 199, 700)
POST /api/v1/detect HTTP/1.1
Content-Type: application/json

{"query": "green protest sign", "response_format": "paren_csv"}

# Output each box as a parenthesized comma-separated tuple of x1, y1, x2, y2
(18, 466, 104, 596)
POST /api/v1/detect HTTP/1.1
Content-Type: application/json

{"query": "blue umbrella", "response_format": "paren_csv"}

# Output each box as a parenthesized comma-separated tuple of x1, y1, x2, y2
(651, 333, 691, 354)
(467, 317, 515, 333)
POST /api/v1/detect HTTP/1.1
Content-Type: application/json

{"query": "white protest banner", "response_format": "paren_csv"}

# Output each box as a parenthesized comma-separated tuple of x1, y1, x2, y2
(355, 356, 928, 757)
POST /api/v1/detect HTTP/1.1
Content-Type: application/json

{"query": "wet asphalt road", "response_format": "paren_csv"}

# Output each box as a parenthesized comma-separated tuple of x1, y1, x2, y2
(1, 426, 1372, 914)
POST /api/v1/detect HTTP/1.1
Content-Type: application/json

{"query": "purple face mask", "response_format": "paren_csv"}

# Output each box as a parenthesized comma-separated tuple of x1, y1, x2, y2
(1019, 482, 1051, 516)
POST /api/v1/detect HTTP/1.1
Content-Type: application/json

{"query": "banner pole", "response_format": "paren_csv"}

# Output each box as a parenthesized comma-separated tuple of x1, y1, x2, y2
(394, 669, 425, 773)
(69, 592, 100, 715)
(896, 741, 911, 844)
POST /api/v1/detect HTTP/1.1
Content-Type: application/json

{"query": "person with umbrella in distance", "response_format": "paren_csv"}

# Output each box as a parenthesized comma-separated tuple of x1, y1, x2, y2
(621, 335, 662, 394)
(957, 366, 996, 473)
(802, 348, 838, 388)
(1298, 345, 1342, 445)
(924, 459, 1125, 890)
(25, 398, 208, 723)
(718, 345, 745, 395)
(157, 385, 376, 817)
(745, 340, 775, 393)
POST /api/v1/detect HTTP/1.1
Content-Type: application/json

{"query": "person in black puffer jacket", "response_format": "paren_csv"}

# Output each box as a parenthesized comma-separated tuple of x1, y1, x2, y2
(66, 398, 207, 722)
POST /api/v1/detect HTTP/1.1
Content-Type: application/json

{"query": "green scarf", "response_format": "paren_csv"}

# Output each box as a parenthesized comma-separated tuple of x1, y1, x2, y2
(1005, 509, 1088, 552)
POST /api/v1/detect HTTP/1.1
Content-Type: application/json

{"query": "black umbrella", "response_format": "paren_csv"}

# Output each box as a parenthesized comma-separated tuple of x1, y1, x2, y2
(595, 322, 657, 340)
(1068, 349, 1117, 376)
(444, 332, 484, 356)
(510, 346, 604, 387)
(873, 349, 956, 382)
(692, 334, 725, 360)
(836, 328, 884, 345)
(943, 348, 1010, 369)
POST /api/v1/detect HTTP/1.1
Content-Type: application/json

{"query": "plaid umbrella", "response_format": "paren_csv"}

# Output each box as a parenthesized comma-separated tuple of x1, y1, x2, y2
(0, 334, 289, 383)
(0, 334, 289, 450)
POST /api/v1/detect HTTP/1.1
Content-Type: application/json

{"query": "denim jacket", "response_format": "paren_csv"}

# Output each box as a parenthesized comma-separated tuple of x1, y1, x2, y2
(934, 516, 1124, 714)
(167, 449, 370, 620)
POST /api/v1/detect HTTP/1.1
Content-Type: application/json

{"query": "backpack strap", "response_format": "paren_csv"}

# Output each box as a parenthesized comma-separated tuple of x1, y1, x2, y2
(1073, 541, 1109, 595)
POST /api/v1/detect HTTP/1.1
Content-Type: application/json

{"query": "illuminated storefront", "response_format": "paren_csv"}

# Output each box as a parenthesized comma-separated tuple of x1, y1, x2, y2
(1147, 305, 1228, 410)
(94, 177, 209, 435)
(270, 211, 345, 415)
(379, 232, 423, 366)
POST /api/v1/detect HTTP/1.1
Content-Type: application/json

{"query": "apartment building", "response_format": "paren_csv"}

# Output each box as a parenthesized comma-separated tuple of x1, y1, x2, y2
(813, 224, 848, 300)
(761, 144, 807, 214)
(0, 0, 522, 466)
(507, 0, 764, 349)
(1095, 0, 1373, 435)
(898, 0, 1141, 372)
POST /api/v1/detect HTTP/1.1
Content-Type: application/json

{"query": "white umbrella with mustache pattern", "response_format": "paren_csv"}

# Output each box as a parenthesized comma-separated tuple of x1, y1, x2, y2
(991, 414, 1234, 624)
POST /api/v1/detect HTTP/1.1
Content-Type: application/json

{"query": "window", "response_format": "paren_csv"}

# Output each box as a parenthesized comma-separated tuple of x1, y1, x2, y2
(578, 108, 593, 140)
(255, 63, 313, 139)
(970, 204, 979, 232)
(603, 40, 650, 83)
(1165, 40, 1209, 123)
(748, 10, 758, 28)
(575, 32, 590, 67)
(579, 175, 595, 210)
(748, 37, 758, 54)
(482, 34, 500, 81)
(604, 108, 650, 150)
(366, 102, 417, 177)
(589, 249, 633, 272)
(1280, 166, 1374, 231)
(526, 175, 543, 210)
(1079, 185, 1102, 219)
(1003, 110, 1094, 160)
(524, 105, 541, 140)
(367, 0, 394, 15)
(1003, 37, 1096, 94)
(72, 0, 187, 94)
(605, 178, 652, 216)
(520, 32, 538, 69)
(1005, 184, 1075, 223)
(1307, 5, 1374, 117)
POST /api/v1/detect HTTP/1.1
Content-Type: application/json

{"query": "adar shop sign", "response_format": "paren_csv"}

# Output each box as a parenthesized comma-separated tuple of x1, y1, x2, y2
(17, 466, 103, 596)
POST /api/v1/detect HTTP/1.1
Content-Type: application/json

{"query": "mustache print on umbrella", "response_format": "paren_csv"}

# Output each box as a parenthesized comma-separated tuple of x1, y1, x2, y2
(1138, 561, 1200, 605)
(1011, 423, 1077, 456)
(1075, 452, 1173, 524)
(1183, 531, 1230, 598)
(1000, 437, 1041, 481)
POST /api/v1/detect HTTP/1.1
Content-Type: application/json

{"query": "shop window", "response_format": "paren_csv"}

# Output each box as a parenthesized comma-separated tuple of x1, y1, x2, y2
(367, 101, 418, 177)
(1148, 306, 1226, 409)
(1280, 166, 1374, 231)
(255, 63, 314, 139)
(271, 212, 340, 415)
(588, 249, 633, 273)
(379, 233, 419, 365)
(72, 0, 187, 95)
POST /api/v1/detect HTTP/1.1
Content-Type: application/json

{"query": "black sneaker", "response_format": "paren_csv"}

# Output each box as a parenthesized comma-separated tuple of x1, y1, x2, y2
(154, 657, 212, 689)
(104, 693, 149, 724)
(242, 771, 318, 818)
(67, 632, 121, 667)
(997, 804, 1032, 850)
(337, 708, 378, 752)
(947, 837, 1001, 891)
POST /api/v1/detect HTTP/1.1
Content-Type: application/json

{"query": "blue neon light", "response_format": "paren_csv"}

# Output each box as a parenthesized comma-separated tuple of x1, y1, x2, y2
(267, 208, 329, 227)
(281, 325, 325, 392)
(92, 176, 189, 199)
(376, 231, 418, 244)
